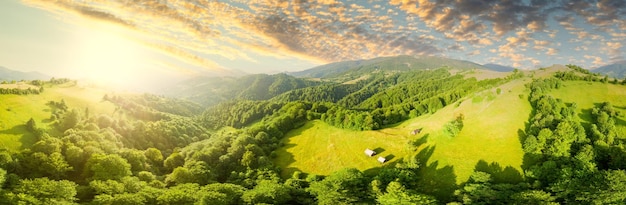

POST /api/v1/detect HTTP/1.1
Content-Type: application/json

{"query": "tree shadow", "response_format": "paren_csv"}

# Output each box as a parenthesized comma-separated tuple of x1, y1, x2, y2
(0, 125, 38, 149)
(273, 122, 317, 179)
(410, 134, 429, 148)
(413, 145, 458, 202)
(474, 160, 524, 184)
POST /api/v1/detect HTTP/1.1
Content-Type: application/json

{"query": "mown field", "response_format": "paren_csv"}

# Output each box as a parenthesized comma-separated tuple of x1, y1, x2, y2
(0, 83, 115, 152)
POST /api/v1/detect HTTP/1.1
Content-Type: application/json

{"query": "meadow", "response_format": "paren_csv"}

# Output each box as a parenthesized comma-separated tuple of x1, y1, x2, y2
(0, 82, 115, 152)
(275, 77, 531, 185)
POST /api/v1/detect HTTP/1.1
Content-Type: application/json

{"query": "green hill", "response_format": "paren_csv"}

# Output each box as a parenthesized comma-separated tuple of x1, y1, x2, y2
(274, 73, 531, 184)
(162, 73, 320, 106)
(0, 82, 115, 152)
(289, 55, 488, 80)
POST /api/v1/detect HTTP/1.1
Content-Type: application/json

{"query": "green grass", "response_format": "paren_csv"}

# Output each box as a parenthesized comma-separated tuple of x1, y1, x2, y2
(0, 83, 115, 152)
(274, 78, 531, 185)
(550, 81, 626, 135)
(274, 120, 413, 178)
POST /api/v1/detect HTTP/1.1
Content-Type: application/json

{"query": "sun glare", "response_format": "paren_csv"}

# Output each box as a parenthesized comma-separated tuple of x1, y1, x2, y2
(70, 24, 155, 89)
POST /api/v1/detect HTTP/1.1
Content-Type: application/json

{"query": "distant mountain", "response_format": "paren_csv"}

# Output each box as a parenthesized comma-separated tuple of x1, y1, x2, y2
(482, 63, 516, 72)
(0, 66, 50, 81)
(289, 55, 488, 78)
(594, 61, 626, 79)
(161, 73, 320, 106)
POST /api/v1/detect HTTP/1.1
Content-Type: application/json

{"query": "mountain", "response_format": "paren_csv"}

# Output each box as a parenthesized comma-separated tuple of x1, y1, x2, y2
(593, 61, 626, 79)
(0, 66, 50, 81)
(161, 73, 320, 106)
(482, 63, 516, 72)
(289, 55, 488, 78)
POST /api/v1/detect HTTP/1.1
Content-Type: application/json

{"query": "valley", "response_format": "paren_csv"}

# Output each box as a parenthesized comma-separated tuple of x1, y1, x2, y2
(1, 56, 626, 204)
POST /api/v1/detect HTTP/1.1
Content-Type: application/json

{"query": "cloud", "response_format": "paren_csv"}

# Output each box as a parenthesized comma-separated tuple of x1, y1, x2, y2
(18, 0, 626, 71)
(467, 50, 480, 56)
(584, 55, 605, 67)
(547, 48, 558, 56)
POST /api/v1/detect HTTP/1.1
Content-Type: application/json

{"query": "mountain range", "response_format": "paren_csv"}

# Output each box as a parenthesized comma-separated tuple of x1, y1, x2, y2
(593, 61, 626, 79)
(289, 55, 488, 78)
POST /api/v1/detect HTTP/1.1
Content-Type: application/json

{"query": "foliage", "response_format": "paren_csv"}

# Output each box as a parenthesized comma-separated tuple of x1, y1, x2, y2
(444, 114, 464, 137)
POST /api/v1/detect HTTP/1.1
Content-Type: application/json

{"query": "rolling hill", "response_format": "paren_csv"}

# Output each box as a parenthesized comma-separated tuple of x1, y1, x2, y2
(482, 63, 516, 72)
(161, 73, 320, 106)
(289, 55, 488, 79)
(4, 57, 626, 204)
(0, 66, 50, 81)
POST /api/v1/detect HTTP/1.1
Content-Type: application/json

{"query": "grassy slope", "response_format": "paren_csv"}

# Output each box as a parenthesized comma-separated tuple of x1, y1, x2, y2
(274, 120, 412, 177)
(274, 77, 531, 184)
(550, 81, 626, 135)
(0, 83, 115, 152)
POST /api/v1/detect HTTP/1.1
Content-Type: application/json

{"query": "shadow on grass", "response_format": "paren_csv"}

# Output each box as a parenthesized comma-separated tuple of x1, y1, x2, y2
(273, 121, 317, 179)
(0, 125, 38, 149)
(414, 145, 457, 202)
(473, 160, 524, 184)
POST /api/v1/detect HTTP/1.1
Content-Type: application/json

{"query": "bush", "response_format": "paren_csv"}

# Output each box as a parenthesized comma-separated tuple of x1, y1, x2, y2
(444, 114, 464, 137)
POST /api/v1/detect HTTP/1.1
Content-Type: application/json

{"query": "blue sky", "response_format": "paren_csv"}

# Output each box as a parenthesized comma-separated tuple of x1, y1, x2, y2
(1, 0, 625, 88)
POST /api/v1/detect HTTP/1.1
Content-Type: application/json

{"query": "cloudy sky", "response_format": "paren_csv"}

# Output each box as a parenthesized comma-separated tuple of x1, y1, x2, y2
(1, 0, 625, 88)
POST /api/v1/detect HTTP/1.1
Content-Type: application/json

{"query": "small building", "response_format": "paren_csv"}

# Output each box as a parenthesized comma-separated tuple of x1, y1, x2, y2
(410, 128, 422, 135)
(364, 149, 376, 157)
(378, 156, 386, 163)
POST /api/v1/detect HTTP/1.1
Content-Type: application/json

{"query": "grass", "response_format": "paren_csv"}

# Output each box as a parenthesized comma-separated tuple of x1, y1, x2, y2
(0, 83, 115, 152)
(274, 78, 531, 184)
(549, 81, 626, 135)
(274, 120, 413, 178)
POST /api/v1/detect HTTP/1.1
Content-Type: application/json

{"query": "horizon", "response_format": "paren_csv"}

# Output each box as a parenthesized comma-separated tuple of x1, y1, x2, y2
(2, 0, 625, 89)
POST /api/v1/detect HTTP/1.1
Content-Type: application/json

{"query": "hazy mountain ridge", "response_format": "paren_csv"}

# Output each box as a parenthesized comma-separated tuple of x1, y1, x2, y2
(0, 66, 50, 81)
(162, 73, 320, 106)
(289, 55, 488, 79)
(482, 63, 516, 72)
(593, 61, 626, 79)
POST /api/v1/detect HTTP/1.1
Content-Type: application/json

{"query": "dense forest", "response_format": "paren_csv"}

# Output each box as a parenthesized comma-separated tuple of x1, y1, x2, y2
(1, 66, 625, 204)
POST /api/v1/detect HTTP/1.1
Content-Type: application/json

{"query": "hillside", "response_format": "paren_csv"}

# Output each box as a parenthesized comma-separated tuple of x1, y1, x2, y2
(482, 63, 516, 72)
(0, 82, 116, 152)
(275, 72, 531, 184)
(0, 66, 50, 81)
(161, 73, 320, 106)
(289, 55, 488, 79)
(594, 61, 626, 79)
(3, 61, 626, 204)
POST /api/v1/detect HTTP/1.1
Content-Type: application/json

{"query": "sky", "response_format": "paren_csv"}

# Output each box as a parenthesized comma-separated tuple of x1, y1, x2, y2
(1, 0, 625, 89)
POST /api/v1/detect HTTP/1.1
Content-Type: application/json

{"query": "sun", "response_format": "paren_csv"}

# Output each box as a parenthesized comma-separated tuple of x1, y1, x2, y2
(70, 24, 155, 89)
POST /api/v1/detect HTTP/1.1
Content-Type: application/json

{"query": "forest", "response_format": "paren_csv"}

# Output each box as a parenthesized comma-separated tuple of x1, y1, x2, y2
(1, 66, 625, 204)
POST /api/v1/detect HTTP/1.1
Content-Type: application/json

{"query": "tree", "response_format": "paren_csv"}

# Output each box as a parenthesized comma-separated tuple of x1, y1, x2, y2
(164, 152, 185, 172)
(200, 183, 246, 205)
(308, 168, 369, 204)
(26, 118, 37, 132)
(444, 114, 464, 137)
(10, 177, 77, 204)
(377, 181, 437, 205)
(61, 108, 81, 131)
(242, 180, 292, 204)
(84, 154, 132, 181)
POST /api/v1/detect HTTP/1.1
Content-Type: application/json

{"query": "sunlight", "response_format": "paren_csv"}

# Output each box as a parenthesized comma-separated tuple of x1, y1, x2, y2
(70, 24, 154, 88)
